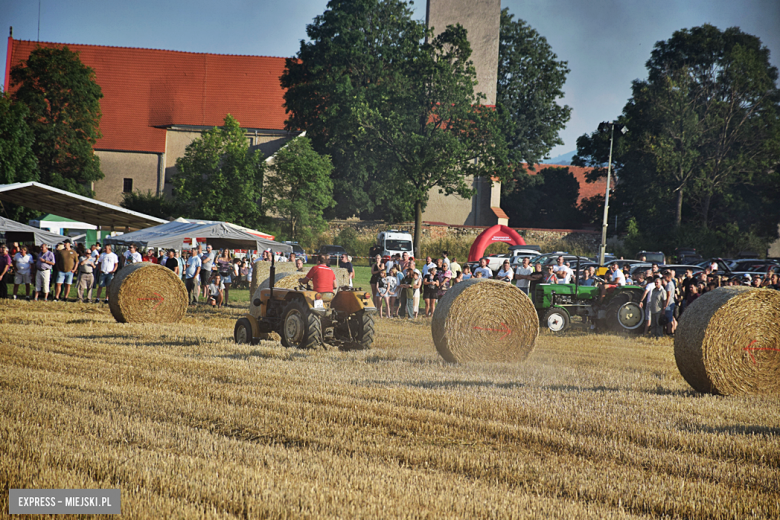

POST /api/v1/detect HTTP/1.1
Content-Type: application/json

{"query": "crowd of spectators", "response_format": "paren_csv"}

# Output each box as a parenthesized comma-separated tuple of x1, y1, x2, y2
(0, 240, 258, 306)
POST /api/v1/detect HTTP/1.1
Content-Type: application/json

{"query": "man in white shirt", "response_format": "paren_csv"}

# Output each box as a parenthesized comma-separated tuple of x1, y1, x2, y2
(95, 244, 119, 303)
(474, 258, 493, 279)
(552, 256, 573, 284)
(514, 257, 534, 294)
(421, 256, 434, 278)
(124, 244, 143, 265)
(12, 245, 33, 299)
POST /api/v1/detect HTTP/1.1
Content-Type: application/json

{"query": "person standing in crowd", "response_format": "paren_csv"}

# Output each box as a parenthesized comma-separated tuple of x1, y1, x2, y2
(175, 250, 185, 280)
(94, 244, 119, 303)
(641, 277, 667, 338)
(552, 256, 573, 284)
(184, 250, 202, 305)
(376, 269, 391, 318)
(441, 251, 451, 271)
(216, 249, 233, 305)
(474, 258, 493, 279)
(437, 267, 452, 301)
(124, 244, 142, 265)
(543, 265, 558, 284)
(449, 256, 461, 277)
(54, 239, 78, 302)
(76, 249, 96, 303)
(421, 256, 434, 278)
(199, 244, 215, 301)
(387, 266, 400, 317)
(423, 265, 439, 317)
(295, 258, 305, 272)
(0, 244, 12, 299)
(497, 260, 514, 283)
(207, 274, 224, 308)
(339, 253, 354, 287)
(461, 265, 472, 280)
(91, 243, 101, 259)
(34, 243, 55, 301)
(143, 247, 158, 263)
(662, 270, 677, 335)
(164, 250, 179, 275)
(579, 266, 595, 287)
(12, 245, 33, 299)
(514, 257, 533, 294)
(370, 254, 385, 309)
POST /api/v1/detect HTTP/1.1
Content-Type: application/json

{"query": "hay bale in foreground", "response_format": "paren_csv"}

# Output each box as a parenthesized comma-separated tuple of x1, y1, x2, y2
(108, 263, 188, 323)
(674, 286, 780, 396)
(431, 279, 538, 363)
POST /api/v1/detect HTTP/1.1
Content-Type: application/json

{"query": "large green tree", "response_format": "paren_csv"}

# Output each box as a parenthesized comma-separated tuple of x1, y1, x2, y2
(573, 24, 780, 251)
(173, 114, 266, 227)
(264, 136, 335, 241)
(10, 45, 103, 196)
(502, 167, 583, 229)
(497, 8, 571, 168)
(282, 0, 511, 255)
(0, 92, 39, 222)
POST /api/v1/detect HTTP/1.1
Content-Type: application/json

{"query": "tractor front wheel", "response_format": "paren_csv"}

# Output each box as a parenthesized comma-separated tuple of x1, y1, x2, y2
(234, 317, 256, 345)
(281, 301, 322, 349)
(543, 308, 570, 334)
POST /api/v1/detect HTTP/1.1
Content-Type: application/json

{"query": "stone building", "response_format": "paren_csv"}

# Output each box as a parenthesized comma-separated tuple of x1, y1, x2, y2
(5, 37, 299, 207)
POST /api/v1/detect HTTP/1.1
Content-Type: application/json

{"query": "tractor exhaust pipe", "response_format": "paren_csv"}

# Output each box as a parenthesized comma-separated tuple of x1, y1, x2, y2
(269, 252, 275, 301)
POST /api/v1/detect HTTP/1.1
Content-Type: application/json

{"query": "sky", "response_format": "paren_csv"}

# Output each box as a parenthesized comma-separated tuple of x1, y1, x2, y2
(1, 0, 779, 160)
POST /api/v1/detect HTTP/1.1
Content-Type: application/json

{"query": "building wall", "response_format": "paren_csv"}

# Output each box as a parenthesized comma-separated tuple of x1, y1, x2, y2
(94, 150, 160, 205)
(422, 0, 502, 226)
(426, 0, 500, 105)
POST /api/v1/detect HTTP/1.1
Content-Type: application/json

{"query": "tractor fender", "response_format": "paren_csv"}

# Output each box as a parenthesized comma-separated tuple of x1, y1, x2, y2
(244, 313, 261, 339)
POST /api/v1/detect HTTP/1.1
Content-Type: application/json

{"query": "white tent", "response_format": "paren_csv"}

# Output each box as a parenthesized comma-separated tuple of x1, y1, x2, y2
(0, 216, 65, 246)
(103, 218, 292, 253)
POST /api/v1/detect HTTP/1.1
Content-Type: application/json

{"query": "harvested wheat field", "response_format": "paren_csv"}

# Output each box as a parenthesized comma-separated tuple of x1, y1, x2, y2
(1, 299, 778, 519)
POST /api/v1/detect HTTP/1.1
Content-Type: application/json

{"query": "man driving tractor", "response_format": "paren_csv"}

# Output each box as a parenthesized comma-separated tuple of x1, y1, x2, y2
(299, 254, 338, 293)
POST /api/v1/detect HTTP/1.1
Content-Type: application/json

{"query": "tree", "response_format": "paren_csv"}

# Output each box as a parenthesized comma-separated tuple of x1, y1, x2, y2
(497, 9, 571, 168)
(120, 190, 180, 221)
(173, 114, 266, 227)
(0, 92, 39, 222)
(573, 24, 780, 248)
(282, 0, 511, 255)
(264, 137, 335, 241)
(11, 45, 103, 196)
(502, 167, 583, 228)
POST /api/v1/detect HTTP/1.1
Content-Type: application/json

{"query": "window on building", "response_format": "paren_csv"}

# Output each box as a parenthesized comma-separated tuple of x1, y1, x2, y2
(123, 178, 133, 193)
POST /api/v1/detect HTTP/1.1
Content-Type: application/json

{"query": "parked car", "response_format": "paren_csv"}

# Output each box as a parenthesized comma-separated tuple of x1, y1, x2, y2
(317, 244, 347, 266)
(636, 250, 666, 264)
(727, 259, 780, 272)
(673, 247, 704, 265)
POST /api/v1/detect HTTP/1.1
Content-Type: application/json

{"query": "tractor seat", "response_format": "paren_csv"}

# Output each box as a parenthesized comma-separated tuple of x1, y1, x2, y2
(320, 292, 335, 303)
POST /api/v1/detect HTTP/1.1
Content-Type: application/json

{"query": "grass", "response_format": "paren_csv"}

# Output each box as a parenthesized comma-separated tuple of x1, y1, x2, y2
(1, 299, 778, 518)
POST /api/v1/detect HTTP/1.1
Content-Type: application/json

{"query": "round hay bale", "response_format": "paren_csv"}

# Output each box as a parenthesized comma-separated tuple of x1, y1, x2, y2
(431, 278, 539, 363)
(108, 263, 188, 324)
(250, 261, 299, 298)
(674, 286, 780, 396)
(258, 272, 301, 290)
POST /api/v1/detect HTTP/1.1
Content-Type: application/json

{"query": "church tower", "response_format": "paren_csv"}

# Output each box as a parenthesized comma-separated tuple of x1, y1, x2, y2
(422, 0, 506, 226)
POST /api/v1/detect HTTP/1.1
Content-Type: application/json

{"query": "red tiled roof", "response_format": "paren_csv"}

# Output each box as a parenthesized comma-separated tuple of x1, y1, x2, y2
(491, 207, 508, 219)
(522, 164, 607, 205)
(6, 38, 290, 153)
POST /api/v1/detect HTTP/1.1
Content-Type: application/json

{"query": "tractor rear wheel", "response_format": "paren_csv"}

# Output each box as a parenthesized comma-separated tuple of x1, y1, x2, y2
(606, 297, 644, 334)
(543, 307, 570, 333)
(350, 312, 375, 350)
(281, 301, 322, 349)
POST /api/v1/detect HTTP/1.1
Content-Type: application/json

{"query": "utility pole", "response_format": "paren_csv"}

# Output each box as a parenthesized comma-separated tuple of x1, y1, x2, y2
(597, 121, 627, 266)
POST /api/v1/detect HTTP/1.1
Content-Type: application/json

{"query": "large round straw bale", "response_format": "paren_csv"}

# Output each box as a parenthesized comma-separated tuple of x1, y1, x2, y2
(250, 261, 299, 296)
(431, 279, 539, 363)
(258, 272, 300, 290)
(674, 286, 780, 396)
(108, 263, 188, 324)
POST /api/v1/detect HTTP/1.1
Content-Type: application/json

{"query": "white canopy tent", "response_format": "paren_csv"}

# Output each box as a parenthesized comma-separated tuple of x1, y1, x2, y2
(103, 218, 292, 253)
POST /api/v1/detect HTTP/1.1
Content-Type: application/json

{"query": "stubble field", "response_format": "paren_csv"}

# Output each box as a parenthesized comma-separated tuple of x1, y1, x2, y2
(0, 299, 778, 518)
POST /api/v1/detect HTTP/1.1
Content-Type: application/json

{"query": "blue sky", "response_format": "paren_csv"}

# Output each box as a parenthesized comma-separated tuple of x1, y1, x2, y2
(1, 0, 778, 159)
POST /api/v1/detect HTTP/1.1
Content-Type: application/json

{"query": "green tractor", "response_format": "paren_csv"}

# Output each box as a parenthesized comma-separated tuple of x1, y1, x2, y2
(234, 260, 376, 349)
(534, 258, 645, 334)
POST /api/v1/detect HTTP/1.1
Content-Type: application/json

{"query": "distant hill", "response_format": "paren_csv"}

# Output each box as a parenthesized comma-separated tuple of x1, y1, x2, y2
(542, 150, 576, 165)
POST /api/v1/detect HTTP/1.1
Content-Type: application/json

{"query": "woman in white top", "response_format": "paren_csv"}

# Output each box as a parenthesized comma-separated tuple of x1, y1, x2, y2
(497, 260, 514, 282)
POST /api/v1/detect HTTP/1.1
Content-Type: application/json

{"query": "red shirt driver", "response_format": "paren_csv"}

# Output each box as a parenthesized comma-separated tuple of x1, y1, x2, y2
(301, 256, 337, 293)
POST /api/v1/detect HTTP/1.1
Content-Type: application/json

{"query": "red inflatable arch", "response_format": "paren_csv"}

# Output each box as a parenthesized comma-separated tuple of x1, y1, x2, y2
(468, 225, 526, 262)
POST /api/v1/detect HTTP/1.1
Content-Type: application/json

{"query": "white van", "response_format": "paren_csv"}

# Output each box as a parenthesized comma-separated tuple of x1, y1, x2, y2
(369, 230, 414, 260)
